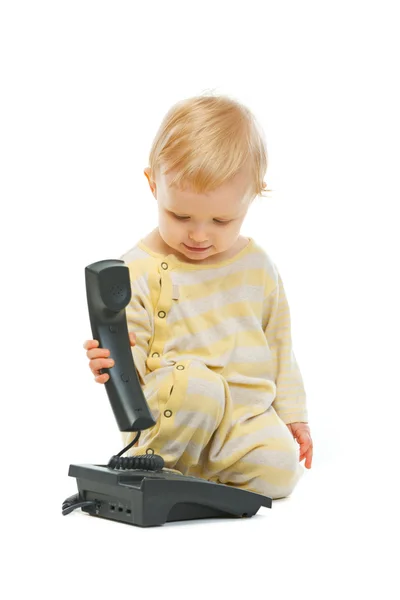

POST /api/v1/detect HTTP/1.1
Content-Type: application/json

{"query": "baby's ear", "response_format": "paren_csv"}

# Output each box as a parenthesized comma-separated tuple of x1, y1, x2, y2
(144, 168, 156, 195)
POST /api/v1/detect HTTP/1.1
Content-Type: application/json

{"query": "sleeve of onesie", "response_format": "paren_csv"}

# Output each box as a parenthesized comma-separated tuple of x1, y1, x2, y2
(263, 272, 308, 425)
(124, 273, 154, 386)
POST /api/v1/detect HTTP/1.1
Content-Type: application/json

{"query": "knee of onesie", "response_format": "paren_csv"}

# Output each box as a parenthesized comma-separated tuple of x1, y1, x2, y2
(124, 360, 227, 470)
(164, 359, 227, 433)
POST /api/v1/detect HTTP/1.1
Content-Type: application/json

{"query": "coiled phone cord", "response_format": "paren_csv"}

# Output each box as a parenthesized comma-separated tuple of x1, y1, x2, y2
(107, 430, 165, 470)
(62, 431, 164, 515)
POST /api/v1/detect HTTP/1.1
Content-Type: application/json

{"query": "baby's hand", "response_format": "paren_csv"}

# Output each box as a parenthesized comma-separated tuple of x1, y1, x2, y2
(83, 332, 136, 383)
(287, 422, 313, 469)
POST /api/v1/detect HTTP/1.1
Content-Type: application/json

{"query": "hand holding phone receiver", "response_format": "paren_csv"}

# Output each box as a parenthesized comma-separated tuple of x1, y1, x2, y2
(85, 259, 156, 432)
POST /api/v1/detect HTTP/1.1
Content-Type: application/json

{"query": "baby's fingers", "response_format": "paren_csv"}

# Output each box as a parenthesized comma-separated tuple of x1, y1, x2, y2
(83, 339, 99, 350)
(95, 372, 110, 384)
(299, 442, 313, 469)
(91, 357, 115, 373)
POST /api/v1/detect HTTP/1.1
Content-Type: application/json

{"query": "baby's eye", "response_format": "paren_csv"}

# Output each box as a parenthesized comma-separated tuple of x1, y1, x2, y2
(173, 214, 230, 224)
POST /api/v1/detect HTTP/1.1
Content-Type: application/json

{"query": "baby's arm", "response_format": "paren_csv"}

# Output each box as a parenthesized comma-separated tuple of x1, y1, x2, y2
(264, 272, 308, 425)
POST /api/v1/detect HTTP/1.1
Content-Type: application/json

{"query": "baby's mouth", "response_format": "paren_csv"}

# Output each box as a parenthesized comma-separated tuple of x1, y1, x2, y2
(184, 244, 211, 252)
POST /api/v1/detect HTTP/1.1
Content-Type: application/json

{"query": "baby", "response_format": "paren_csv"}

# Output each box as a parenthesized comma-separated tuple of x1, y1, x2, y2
(84, 94, 313, 500)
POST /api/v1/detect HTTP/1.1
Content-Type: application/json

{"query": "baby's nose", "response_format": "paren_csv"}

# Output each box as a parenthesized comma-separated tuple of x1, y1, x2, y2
(189, 230, 209, 243)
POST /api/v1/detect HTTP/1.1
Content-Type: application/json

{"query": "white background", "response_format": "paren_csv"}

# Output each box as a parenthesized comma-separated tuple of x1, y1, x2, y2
(1, 1, 399, 598)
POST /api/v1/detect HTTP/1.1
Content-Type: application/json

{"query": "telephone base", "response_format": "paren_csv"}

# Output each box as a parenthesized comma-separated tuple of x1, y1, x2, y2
(68, 463, 272, 527)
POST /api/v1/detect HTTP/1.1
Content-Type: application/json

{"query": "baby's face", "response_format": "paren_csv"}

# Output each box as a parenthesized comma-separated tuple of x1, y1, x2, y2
(145, 166, 253, 262)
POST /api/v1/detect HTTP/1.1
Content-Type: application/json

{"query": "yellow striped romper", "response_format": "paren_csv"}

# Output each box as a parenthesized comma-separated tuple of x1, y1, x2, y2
(119, 236, 308, 500)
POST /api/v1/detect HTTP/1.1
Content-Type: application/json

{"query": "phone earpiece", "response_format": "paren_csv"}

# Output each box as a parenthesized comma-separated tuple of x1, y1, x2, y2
(98, 265, 131, 312)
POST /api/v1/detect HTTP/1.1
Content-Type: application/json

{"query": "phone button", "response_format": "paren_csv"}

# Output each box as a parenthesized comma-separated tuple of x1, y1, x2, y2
(121, 373, 130, 382)
(109, 325, 118, 333)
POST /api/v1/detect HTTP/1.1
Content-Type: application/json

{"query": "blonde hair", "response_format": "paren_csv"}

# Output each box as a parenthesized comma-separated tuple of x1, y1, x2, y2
(147, 93, 272, 201)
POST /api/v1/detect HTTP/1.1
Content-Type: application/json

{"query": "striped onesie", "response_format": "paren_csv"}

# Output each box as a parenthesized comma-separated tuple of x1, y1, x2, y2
(119, 236, 308, 499)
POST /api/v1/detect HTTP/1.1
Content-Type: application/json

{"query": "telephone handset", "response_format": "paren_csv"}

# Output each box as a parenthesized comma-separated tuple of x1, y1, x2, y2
(85, 259, 156, 432)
